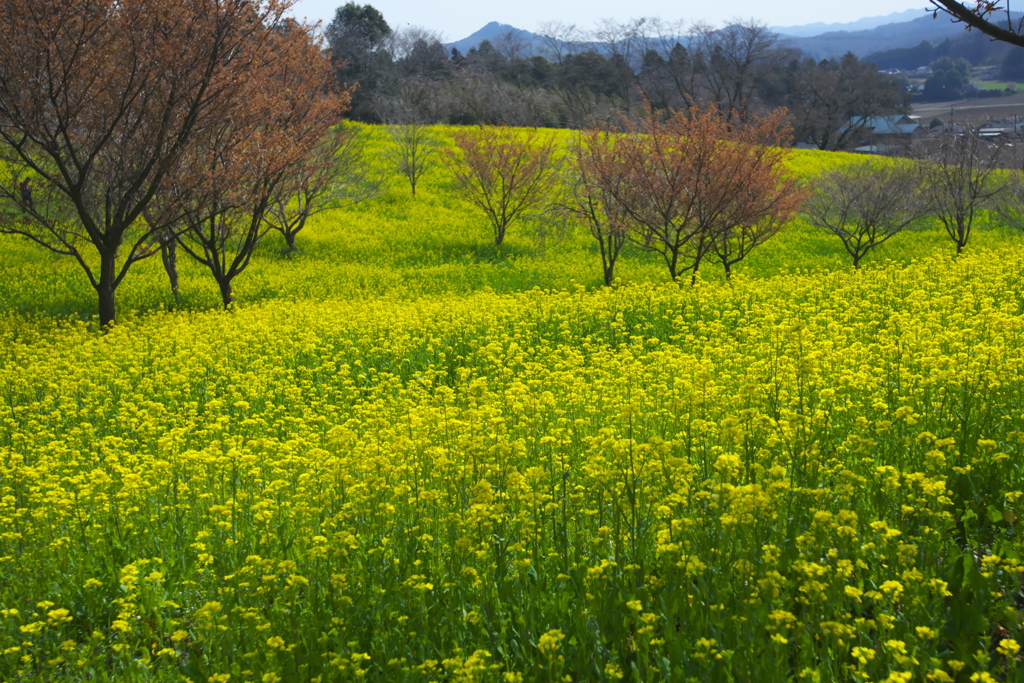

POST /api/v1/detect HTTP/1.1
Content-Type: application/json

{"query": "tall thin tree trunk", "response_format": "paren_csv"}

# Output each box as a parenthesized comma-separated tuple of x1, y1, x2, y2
(161, 238, 180, 302)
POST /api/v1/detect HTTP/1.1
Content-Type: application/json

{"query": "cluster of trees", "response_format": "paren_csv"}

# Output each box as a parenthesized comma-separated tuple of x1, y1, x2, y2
(922, 56, 973, 101)
(867, 32, 1017, 74)
(0, 0, 378, 325)
(437, 116, 1024, 283)
(325, 4, 907, 151)
(435, 106, 803, 286)
(804, 130, 1019, 266)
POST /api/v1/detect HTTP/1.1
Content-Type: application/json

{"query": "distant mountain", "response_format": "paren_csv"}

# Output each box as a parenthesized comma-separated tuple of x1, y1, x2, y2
(865, 28, 1018, 70)
(770, 9, 923, 37)
(448, 10, 999, 63)
(447, 22, 545, 56)
(778, 14, 967, 59)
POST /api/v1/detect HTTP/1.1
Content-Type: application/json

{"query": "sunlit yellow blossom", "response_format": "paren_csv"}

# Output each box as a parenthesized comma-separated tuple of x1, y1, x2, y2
(999, 639, 1021, 657)
(538, 630, 564, 658)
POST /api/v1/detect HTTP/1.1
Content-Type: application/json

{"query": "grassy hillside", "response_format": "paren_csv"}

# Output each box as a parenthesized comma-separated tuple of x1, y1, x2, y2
(1, 127, 1024, 682)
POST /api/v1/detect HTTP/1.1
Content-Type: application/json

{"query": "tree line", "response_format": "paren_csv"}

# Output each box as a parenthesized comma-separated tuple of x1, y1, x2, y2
(434, 117, 1024, 287)
(326, 3, 907, 151)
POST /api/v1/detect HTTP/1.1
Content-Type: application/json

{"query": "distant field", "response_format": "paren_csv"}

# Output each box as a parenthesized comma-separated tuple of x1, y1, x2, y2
(912, 90, 1024, 122)
(975, 81, 1019, 91)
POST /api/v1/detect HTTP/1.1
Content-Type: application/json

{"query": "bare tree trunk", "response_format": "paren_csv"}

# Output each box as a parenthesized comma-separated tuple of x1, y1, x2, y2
(97, 285, 116, 328)
(283, 230, 297, 253)
(216, 276, 234, 309)
(97, 249, 117, 328)
(666, 249, 681, 282)
(161, 239, 180, 302)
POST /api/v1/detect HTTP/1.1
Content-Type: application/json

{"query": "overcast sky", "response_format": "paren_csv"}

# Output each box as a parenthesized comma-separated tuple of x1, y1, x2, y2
(289, 0, 932, 42)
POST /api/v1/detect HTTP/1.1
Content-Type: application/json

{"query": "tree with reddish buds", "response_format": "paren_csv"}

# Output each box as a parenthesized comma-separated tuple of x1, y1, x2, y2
(443, 126, 558, 247)
(571, 104, 801, 284)
(564, 130, 633, 286)
(0, 0, 342, 325)
(151, 19, 350, 308)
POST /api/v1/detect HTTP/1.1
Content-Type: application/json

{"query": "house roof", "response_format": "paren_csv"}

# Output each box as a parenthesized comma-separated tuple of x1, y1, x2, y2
(841, 114, 925, 137)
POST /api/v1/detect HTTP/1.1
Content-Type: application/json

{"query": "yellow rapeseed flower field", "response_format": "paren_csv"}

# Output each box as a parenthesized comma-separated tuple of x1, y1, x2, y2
(1, 125, 1024, 681)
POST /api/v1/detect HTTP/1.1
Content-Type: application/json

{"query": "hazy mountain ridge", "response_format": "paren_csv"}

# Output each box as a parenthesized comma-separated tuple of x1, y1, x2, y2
(448, 10, 974, 61)
(781, 14, 970, 59)
(769, 9, 923, 37)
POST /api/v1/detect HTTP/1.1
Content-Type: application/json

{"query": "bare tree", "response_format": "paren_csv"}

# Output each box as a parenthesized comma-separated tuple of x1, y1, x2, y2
(0, 0, 309, 326)
(634, 19, 696, 113)
(375, 76, 451, 127)
(157, 229, 182, 303)
(916, 130, 1007, 255)
(535, 21, 604, 127)
(995, 163, 1024, 232)
(493, 28, 532, 62)
(930, 1, 1024, 48)
(788, 53, 907, 151)
(593, 17, 654, 115)
(564, 130, 633, 285)
(446, 69, 498, 123)
(386, 25, 451, 94)
(689, 20, 784, 122)
(157, 21, 348, 308)
(536, 21, 587, 66)
(384, 115, 440, 197)
(579, 104, 798, 283)
(443, 126, 558, 247)
(264, 124, 381, 252)
(802, 161, 932, 268)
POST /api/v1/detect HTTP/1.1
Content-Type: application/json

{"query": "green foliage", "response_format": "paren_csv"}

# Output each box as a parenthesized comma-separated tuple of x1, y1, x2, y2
(924, 56, 972, 101)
